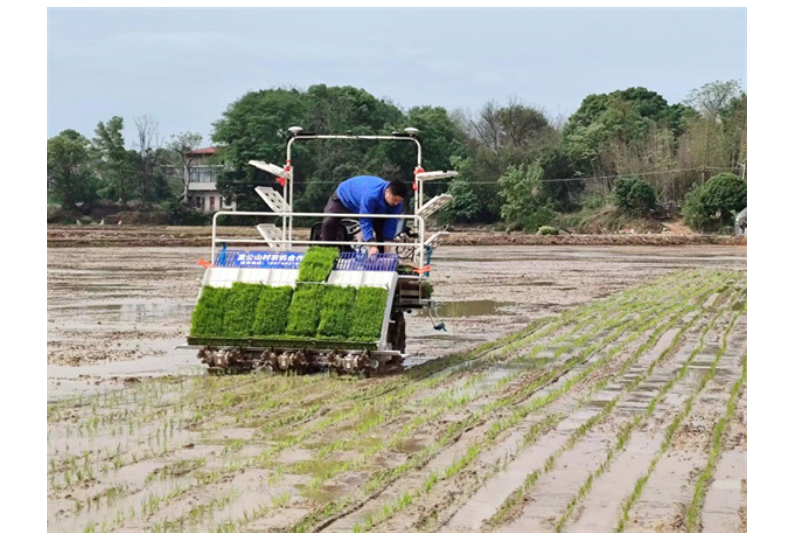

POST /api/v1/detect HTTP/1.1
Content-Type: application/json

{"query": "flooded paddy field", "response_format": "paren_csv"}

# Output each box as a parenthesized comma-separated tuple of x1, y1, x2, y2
(47, 243, 746, 532)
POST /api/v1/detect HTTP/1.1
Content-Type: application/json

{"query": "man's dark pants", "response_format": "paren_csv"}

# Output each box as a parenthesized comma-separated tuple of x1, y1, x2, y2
(321, 192, 386, 253)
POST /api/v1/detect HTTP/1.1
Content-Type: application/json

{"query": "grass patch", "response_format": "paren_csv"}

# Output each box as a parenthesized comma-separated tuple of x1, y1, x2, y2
(349, 287, 389, 340)
(286, 285, 327, 337)
(685, 354, 746, 532)
(252, 286, 294, 336)
(190, 286, 230, 337)
(616, 305, 745, 532)
(317, 286, 358, 338)
(222, 283, 264, 337)
(298, 247, 339, 283)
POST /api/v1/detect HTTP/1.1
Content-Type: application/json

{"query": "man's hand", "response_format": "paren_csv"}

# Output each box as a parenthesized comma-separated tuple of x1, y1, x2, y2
(368, 246, 379, 257)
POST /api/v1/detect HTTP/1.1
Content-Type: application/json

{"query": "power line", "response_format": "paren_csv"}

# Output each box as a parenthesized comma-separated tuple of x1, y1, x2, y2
(251, 166, 738, 185)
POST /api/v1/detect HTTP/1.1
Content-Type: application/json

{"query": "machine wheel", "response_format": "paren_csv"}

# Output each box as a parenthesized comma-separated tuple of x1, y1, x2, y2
(391, 310, 407, 353)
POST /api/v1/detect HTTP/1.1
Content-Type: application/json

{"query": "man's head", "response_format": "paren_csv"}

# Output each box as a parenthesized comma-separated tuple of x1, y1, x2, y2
(385, 180, 409, 206)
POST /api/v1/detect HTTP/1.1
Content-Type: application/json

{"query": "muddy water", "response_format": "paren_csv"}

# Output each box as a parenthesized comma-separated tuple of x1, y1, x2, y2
(417, 299, 512, 318)
(47, 242, 746, 533)
(48, 244, 746, 400)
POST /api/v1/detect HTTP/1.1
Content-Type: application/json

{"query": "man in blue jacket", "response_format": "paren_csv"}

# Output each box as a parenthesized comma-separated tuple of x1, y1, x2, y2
(320, 176, 409, 256)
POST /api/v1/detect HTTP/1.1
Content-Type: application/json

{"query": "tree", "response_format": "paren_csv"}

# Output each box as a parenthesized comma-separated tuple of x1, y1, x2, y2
(213, 86, 411, 212)
(168, 132, 204, 201)
(677, 89, 747, 174)
(438, 156, 492, 224)
(612, 88, 668, 118)
(92, 116, 132, 205)
(684, 80, 743, 119)
(612, 177, 657, 216)
(722, 92, 747, 168)
(665, 103, 697, 137)
(465, 99, 554, 157)
(562, 87, 691, 178)
(304, 84, 403, 134)
(498, 164, 555, 232)
(450, 101, 561, 222)
(496, 102, 552, 149)
(212, 88, 308, 210)
(131, 115, 171, 208)
(566, 87, 676, 131)
(48, 130, 99, 210)
(564, 95, 652, 180)
(682, 173, 747, 232)
(440, 178, 484, 223)
(537, 149, 581, 211)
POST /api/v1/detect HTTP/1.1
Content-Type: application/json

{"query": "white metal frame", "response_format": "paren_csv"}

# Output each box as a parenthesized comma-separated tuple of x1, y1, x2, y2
(246, 129, 454, 258)
(284, 132, 424, 247)
(211, 211, 426, 270)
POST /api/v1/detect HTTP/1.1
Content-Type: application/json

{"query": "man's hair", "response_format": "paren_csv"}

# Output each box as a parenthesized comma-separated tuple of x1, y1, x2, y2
(387, 180, 409, 199)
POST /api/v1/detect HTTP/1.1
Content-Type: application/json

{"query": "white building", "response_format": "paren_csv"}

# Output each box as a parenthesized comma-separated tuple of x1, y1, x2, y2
(183, 147, 236, 212)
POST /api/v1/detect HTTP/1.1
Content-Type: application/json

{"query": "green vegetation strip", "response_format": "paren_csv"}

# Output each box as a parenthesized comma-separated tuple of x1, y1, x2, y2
(222, 283, 264, 337)
(317, 286, 358, 338)
(297, 246, 339, 283)
(252, 286, 293, 336)
(482, 276, 735, 531)
(189, 282, 389, 342)
(553, 292, 742, 532)
(286, 284, 327, 337)
(288, 273, 721, 532)
(190, 286, 229, 337)
(616, 304, 743, 533)
(355, 274, 724, 532)
(686, 356, 749, 533)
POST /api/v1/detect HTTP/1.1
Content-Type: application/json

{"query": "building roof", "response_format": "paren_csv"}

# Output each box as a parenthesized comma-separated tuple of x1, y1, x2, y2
(186, 147, 217, 157)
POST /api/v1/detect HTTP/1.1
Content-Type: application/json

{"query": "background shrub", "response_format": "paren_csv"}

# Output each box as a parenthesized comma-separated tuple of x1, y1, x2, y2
(612, 177, 657, 216)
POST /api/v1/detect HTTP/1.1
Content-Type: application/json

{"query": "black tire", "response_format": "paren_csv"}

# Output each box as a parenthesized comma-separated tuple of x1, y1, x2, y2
(392, 310, 407, 353)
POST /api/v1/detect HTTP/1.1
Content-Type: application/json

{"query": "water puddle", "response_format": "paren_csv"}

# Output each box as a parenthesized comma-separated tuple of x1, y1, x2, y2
(417, 300, 512, 318)
(394, 437, 424, 454)
(296, 482, 347, 504)
(49, 302, 194, 323)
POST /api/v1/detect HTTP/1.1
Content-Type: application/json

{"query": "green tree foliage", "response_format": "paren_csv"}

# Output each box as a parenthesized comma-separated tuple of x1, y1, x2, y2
(684, 80, 743, 118)
(611, 177, 657, 216)
(682, 173, 747, 232)
(92, 116, 134, 204)
(562, 87, 697, 177)
(497, 164, 556, 232)
(47, 130, 99, 210)
(47, 80, 747, 230)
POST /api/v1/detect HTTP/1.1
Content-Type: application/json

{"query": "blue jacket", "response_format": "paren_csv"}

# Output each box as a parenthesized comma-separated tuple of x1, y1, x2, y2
(336, 176, 404, 241)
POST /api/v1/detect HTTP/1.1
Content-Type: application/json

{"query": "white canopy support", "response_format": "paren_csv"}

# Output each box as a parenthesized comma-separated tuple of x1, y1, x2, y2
(417, 194, 453, 219)
(256, 223, 285, 249)
(415, 170, 458, 182)
(255, 187, 292, 213)
(424, 231, 449, 248)
(248, 160, 293, 180)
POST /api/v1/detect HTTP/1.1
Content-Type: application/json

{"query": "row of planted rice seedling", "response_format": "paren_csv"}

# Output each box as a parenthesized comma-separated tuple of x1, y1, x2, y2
(190, 247, 388, 342)
(346, 272, 730, 532)
(287, 272, 726, 532)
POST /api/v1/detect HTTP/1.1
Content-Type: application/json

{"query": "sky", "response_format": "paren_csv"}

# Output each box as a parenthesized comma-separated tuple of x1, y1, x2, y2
(47, 7, 747, 144)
